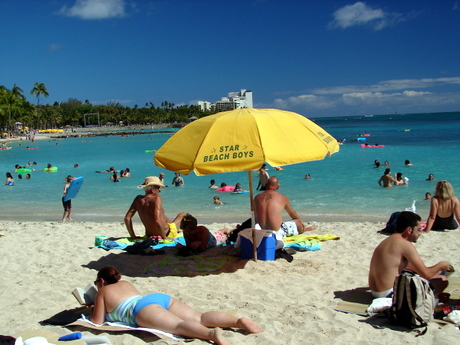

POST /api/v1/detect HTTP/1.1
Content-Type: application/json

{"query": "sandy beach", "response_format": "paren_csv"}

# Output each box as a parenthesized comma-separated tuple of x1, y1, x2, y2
(0, 220, 458, 344)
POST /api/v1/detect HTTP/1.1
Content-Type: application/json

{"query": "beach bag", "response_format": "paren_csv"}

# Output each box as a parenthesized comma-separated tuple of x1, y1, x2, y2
(227, 218, 252, 243)
(125, 238, 158, 254)
(385, 270, 436, 336)
(382, 211, 400, 233)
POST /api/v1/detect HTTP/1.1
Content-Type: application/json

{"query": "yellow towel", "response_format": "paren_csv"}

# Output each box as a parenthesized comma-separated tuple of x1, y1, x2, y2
(168, 222, 179, 238)
(284, 233, 340, 244)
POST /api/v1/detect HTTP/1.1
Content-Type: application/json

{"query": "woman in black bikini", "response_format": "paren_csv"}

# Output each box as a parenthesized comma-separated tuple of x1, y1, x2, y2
(424, 180, 460, 232)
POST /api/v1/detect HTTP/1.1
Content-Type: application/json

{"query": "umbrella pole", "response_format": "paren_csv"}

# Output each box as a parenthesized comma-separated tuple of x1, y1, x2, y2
(248, 171, 258, 262)
(248, 170, 254, 212)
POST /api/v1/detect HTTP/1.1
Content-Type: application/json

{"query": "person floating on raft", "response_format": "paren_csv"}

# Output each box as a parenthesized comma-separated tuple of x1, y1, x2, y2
(44, 163, 58, 172)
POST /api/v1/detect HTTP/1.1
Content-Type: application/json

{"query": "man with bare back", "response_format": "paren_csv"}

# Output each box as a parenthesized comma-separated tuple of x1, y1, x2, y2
(253, 176, 316, 243)
(124, 176, 185, 239)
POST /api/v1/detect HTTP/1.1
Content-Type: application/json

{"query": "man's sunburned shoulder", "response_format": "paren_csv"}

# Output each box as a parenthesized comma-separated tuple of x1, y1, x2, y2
(259, 192, 273, 201)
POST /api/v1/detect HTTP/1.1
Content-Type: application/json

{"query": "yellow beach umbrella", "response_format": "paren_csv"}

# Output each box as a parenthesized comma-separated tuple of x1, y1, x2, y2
(154, 108, 339, 175)
(154, 108, 339, 260)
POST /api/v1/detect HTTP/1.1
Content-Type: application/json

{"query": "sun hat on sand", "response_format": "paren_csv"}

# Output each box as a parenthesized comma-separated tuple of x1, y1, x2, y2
(138, 176, 165, 188)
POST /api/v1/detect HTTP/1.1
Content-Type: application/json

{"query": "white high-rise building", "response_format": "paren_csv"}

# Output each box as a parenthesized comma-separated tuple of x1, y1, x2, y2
(197, 89, 253, 112)
(197, 101, 214, 111)
(216, 89, 253, 111)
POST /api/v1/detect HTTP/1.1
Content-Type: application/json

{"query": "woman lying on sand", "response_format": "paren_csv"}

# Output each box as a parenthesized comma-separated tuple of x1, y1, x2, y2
(91, 267, 261, 345)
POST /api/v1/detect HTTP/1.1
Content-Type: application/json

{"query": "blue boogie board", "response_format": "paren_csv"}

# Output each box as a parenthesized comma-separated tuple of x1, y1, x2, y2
(64, 176, 84, 202)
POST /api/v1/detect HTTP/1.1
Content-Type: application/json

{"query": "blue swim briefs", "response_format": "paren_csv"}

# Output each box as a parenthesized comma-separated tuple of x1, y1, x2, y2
(133, 293, 171, 320)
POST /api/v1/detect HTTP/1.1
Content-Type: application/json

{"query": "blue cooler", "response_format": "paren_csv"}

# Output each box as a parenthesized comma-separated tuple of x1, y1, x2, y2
(240, 231, 276, 261)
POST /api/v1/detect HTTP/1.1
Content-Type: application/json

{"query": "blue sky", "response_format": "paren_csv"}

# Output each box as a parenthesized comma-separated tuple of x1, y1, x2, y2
(1, 0, 460, 118)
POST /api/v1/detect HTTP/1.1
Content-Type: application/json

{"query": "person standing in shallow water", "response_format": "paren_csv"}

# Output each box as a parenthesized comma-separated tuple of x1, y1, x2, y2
(172, 172, 184, 187)
(5, 172, 15, 186)
(158, 172, 168, 187)
(378, 168, 399, 187)
(257, 163, 269, 191)
(62, 176, 73, 222)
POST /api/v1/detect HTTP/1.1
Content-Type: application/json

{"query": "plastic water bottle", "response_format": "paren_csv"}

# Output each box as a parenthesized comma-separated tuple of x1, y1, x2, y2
(58, 333, 111, 344)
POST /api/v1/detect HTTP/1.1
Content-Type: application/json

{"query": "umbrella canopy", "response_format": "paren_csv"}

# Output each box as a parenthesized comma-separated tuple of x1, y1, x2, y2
(154, 108, 339, 175)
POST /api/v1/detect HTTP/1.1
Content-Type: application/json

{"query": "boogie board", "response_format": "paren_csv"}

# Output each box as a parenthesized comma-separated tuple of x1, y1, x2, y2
(64, 176, 84, 202)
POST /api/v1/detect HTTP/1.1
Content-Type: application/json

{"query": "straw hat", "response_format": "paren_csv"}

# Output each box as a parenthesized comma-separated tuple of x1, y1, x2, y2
(138, 176, 165, 188)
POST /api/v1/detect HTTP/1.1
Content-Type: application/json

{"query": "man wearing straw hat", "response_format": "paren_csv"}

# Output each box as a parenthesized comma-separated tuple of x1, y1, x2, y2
(124, 176, 186, 239)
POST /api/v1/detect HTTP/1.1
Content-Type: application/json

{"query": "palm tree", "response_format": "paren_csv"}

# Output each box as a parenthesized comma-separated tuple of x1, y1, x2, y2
(30, 82, 49, 105)
(0, 90, 24, 136)
(11, 84, 25, 100)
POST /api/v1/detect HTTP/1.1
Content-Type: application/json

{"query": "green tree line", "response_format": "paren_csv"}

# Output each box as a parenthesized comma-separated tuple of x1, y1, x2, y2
(0, 82, 217, 133)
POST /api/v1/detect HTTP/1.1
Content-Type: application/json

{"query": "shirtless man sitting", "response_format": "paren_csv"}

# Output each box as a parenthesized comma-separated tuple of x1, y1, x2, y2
(253, 176, 315, 246)
(368, 211, 451, 298)
(124, 176, 186, 239)
(378, 168, 400, 187)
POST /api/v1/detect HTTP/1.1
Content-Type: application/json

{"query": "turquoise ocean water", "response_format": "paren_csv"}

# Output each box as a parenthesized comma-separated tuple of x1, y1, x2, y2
(1, 112, 459, 224)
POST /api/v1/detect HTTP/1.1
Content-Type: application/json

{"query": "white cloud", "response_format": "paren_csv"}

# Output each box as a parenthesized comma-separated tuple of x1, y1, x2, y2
(402, 90, 431, 97)
(311, 77, 460, 95)
(274, 94, 336, 110)
(270, 78, 460, 117)
(58, 0, 126, 20)
(329, 2, 401, 30)
(342, 92, 385, 104)
(341, 90, 432, 105)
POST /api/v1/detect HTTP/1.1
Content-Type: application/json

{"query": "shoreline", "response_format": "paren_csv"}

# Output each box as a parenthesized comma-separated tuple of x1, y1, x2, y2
(0, 209, 389, 225)
(0, 124, 179, 144)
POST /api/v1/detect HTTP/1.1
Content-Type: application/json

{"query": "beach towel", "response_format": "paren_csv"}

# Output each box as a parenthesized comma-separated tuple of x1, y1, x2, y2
(67, 309, 238, 341)
(68, 315, 180, 340)
(283, 233, 340, 251)
(143, 247, 232, 276)
(97, 237, 186, 251)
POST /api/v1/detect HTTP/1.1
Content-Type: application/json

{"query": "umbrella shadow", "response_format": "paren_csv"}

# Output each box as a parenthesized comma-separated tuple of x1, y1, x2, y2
(83, 247, 248, 278)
